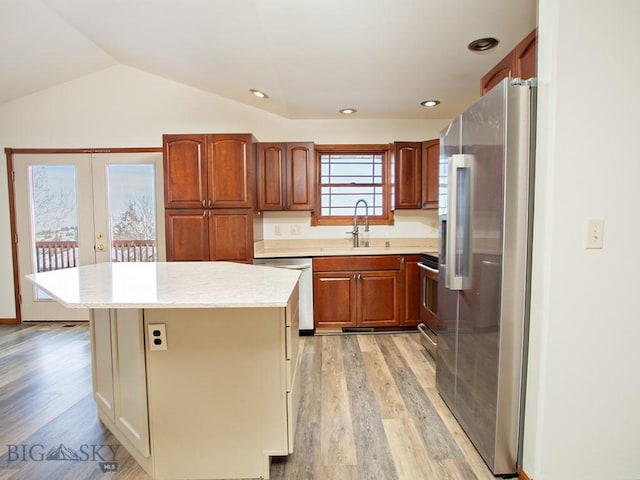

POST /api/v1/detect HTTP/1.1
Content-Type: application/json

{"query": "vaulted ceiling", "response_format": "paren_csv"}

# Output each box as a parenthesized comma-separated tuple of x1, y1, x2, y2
(0, 0, 536, 120)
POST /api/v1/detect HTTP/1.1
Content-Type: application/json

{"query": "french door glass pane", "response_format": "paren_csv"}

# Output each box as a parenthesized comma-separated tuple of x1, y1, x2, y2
(30, 165, 79, 299)
(107, 164, 157, 262)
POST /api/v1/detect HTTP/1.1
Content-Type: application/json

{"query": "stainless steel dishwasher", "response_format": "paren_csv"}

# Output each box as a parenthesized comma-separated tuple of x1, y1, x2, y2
(253, 257, 314, 334)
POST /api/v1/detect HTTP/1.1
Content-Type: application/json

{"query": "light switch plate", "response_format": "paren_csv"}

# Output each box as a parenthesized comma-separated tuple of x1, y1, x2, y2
(148, 324, 167, 351)
(586, 219, 604, 249)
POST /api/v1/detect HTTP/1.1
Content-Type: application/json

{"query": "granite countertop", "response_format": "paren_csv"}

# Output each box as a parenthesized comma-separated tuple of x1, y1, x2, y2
(26, 262, 300, 309)
(254, 238, 438, 259)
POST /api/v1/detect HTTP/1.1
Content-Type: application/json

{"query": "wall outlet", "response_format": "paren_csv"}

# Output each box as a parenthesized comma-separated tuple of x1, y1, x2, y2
(586, 219, 604, 249)
(274, 225, 281, 236)
(290, 225, 301, 235)
(148, 324, 167, 351)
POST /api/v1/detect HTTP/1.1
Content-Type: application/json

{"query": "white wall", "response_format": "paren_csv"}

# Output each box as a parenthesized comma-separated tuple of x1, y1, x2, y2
(524, 1, 640, 479)
(0, 65, 448, 319)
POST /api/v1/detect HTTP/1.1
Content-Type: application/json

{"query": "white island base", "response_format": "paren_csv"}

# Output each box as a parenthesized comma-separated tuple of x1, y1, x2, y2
(27, 262, 301, 480)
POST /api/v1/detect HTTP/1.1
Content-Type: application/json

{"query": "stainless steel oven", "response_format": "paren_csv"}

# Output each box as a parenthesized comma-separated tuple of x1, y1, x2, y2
(417, 253, 438, 357)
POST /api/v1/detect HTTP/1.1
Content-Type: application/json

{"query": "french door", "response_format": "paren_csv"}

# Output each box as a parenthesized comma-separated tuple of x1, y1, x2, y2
(13, 151, 164, 321)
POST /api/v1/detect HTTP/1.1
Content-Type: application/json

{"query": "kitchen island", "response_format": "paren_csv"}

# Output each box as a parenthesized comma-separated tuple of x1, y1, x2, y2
(26, 261, 301, 480)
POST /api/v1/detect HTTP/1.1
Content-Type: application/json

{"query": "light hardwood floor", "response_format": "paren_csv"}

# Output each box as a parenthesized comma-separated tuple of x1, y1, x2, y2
(0, 322, 500, 480)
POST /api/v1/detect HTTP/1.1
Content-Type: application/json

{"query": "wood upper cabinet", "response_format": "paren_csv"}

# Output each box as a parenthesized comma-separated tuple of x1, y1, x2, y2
(481, 28, 537, 95)
(394, 142, 422, 209)
(165, 208, 253, 263)
(163, 133, 256, 209)
(163, 134, 207, 209)
(313, 256, 401, 329)
(207, 134, 255, 208)
(514, 29, 537, 82)
(395, 140, 439, 209)
(481, 51, 515, 96)
(421, 139, 439, 209)
(257, 143, 285, 210)
(257, 142, 315, 211)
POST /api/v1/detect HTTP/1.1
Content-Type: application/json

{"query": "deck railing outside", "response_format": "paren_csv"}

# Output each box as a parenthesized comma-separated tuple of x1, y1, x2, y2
(35, 240, 156, 272)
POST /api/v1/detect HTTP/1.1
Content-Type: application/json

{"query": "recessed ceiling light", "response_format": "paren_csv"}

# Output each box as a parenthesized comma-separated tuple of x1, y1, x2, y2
(467, 37, 500, 52)
(339, 108, 357, 115)
(420, 100, 440, 107)
(249, 89, 269, 99)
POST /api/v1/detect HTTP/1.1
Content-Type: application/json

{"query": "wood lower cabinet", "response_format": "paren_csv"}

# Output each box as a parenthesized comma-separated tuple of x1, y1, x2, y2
(165, 208, 253, 263)
(313, 272, 356, 328)
(401, 255, 421, 327)
(256, 142, 315, 211)
(313, 256, 401, 329)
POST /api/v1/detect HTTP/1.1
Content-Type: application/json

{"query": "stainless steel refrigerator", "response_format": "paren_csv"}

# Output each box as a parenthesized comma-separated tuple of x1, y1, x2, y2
(437, 77, 535, 475)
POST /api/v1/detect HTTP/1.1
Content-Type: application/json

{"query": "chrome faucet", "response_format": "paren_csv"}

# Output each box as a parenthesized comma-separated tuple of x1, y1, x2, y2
(347, 199, 369, 247)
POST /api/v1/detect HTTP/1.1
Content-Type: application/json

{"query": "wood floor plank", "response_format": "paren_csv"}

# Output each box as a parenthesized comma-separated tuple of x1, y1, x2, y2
(360, 347, 409, 420)
(320, 336, 358, 467)
(341, 336, 400, 480)
(375, 335, 466, 463)
(383, 417, 442, 480)
(392, 333, 436, 390)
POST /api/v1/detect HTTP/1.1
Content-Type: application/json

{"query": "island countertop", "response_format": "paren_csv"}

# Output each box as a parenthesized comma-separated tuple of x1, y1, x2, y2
(26, 261, 300, 309)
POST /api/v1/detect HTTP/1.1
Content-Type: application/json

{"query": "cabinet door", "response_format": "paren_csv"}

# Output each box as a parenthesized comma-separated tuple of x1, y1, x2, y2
(207, 134, 255, 208)
(286, 142, 315, 210)
(394, 142, 422, 209)
(209, 209, 253, 263)
(257, 143, 285, 210)
(480, 51, 514, 96)
(113, 309, 150, 457)
(400, 256, 421, 326)
(515, 29, 537, 81)
(421, 139, 439, 209)
(313, 272, 357, 328)
(163, 134, 207, 209)
(165, 209, 210, 261)
(358, 271, 400, 327)
(90, 309, 115, 422)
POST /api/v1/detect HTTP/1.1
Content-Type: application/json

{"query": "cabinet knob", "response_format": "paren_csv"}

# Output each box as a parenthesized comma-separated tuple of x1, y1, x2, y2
(202, 199, 206, 207)
(208, 200, 212, 208)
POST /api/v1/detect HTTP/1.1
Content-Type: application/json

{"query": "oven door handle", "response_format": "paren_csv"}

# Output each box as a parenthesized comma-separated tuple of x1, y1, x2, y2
(417, 323, 437, 348)
(418, 263, 439, 274)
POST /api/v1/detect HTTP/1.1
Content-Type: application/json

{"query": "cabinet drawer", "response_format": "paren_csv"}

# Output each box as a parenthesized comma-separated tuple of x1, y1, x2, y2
(313, 255, 401, 272)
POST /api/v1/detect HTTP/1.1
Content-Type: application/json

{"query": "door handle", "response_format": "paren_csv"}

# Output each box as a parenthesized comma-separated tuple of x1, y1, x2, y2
(446, 154, 473, 291)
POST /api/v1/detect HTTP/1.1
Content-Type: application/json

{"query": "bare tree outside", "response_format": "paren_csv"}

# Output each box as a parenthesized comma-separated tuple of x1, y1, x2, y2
(111, 195, 155, 241)
(32, 166, 77, 241)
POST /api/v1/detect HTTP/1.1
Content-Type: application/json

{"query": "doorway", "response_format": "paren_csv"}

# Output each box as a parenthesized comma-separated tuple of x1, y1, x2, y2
(11, 149, 164, 322)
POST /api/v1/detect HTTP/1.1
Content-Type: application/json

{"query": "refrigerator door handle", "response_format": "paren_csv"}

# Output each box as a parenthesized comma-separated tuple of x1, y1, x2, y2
(446, 154, 473, 290)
